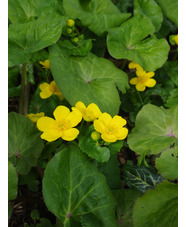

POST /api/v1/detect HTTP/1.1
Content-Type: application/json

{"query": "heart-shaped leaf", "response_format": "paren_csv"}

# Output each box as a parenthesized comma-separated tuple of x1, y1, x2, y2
(127, 104, 178, 155)
(43, 145, 118, 226)
(49, 43, 129, 116)
(63, 0, 131, 36)
(107, 15, 170, 71)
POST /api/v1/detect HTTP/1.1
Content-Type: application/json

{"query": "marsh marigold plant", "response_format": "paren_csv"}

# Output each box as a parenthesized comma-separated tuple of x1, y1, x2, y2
(37, 105, 82, 142)
(94, 113, 128, 143)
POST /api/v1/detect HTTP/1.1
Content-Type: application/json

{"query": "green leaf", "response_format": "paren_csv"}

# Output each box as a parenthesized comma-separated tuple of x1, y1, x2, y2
(43, 146, 118, 226)
(8, 66, 20, 88)
(155, 146, 178, 180)
(63, 0, 131, 36)
(8, 14, 66, 66)
(163, 61, 178, 86)
(113, 189, 142, 227)
(31, 209, 40, 221)
(165, 89, 178, 108)
(79, 126, 110, 163)
(8, 112, 44, 175)
(98, 154, 122, 189)
(36, 218, 54, 227)
(49, 44, 129, 116)
(133, 181, 178, 227)
(127, 104, 178, 155)
(123, 165, 163, 193)
(115, 0, 133, 13)
(156, 0, 178, 26)
(8, 0, 40, 24)
(107, 15, 170, 71)
(134, 0, 163, 31)
(108, 140, 123, 155)
(8, 161, 18, 201)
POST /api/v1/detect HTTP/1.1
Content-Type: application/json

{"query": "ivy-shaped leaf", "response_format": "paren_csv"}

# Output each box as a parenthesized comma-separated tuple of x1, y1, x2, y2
(43, 145, 118, 226)
(8, 14, 66, 66)
(8, 161, 18, 201)
(107, 15, 170, 71)
(63, 0, 131, 36)
(155, 146, 178, 180)
(49, 43, 129, 116)
(123, 165, 163, 193)
(156, 0, 178, 26)
(133, 181, 178, 227)
(127, 104, 178, 155)
(8, 112, 44, 175)
(134, 0, 163, 31)
(79, 126, 110, 163)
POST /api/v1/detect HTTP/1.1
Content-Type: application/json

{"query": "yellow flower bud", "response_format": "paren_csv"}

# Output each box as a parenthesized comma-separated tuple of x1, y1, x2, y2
(91, 131, 101, 141)
(67, 28, 73, 34)
(73, 37, 79, 43)
(67, 19, 75, 27)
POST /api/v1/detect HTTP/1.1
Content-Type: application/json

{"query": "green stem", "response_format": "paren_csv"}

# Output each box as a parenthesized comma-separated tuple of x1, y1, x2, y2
(137, 91, 144, 105)
(23, 81, 30, 115)
(79, 119, 85, 132)
(19, 63, 27, 115)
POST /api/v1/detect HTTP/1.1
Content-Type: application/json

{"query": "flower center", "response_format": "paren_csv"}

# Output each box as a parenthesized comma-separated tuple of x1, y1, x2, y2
(56, 120, 71, 131)
(138, 75, 148, 84)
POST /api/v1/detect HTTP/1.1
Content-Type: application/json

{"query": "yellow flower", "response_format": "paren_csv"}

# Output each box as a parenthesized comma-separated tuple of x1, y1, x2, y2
(67, 19, 75, 27)
(129, 70, 156, 91)
(94, 113, 128, 143)
(174, 34, 178, 45)
(26, 112, 45, 123)
(39, 60, 50, 69)
(72, 101, 102, 122)
(37, 106, 82, 142)
(128, 62, 143, 71)
(91, 131, 101, 141)
(39, 81, 64, 100)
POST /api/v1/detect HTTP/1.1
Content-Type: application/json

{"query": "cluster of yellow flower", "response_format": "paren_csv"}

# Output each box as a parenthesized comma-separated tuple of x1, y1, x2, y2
(129, 62, 156, 92)
(27, 102, 128, 143)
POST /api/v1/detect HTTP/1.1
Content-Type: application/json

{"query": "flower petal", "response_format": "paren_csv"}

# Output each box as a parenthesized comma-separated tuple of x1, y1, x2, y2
(146, 72, 155, 78)
(39, 83, 52, 99)
(128, 62, 143, 71)
(75, 101, 86, 114)
(145, 79, 156, 87)
(94, 119, 106, 133)
(116, 128, 128, 140)
(129, 77, 138, 85)
(41, 130, 61, 142)
(98, 113, 112, 126)
(87, 103, 102, 118)
(101, 132, 117, 143)
(61, 128, 79, 141)
(53, 106, 70, 121)
(136, 69, 146, 77)
(136, 83, 146, 91)
(37, 117, 56, 131)
(67, 110, 82, 127)
(111, 116, 127, 129)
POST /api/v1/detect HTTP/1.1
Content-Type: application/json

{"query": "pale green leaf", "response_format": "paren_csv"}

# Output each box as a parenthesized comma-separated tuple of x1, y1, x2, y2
(49, 43, 129, 116)
(113, 189, 142, 227)
(134, 0, 163, 31)
(156, 0, 178, 26)
(155, 146, 178, 180)
(107, 15, 170, 71)
(8, 0, 40, 24)
(8, 112, 44, 175)
(8, 14, 66, 66)
(43, 146, 118, 226)
(123, 165, 163, 193)
(127, 104, 178, 155)
(133, 181, 178, 227)
(8, 161, 18, 201)
(63, 0, 131, 36)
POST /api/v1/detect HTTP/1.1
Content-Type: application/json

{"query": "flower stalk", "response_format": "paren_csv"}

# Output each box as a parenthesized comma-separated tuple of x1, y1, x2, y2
(19, 63, 27, 115)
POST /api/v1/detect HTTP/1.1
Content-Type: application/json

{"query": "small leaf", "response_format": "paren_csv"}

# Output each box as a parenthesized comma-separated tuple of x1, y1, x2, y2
(8, 161, 18, 201)
(49, 44, 129, 116)
(165, 89, 178, 108)
(133, 181, 178, 227)
(156, 0, 178, 26)
(79, 126, 110, 163)
(63, 0, 131, 36)
(107, 15, 170, 71)
(134, 0, 163, 31)
(127, 104, 178, 155)
(43, 145, 118, 226)
(108, 140, 123, 155)
(8, 112, 44, 175)
(155, 146, 178, 180)
(113, 189, 142, 227)
(123, 165, 163, 193)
